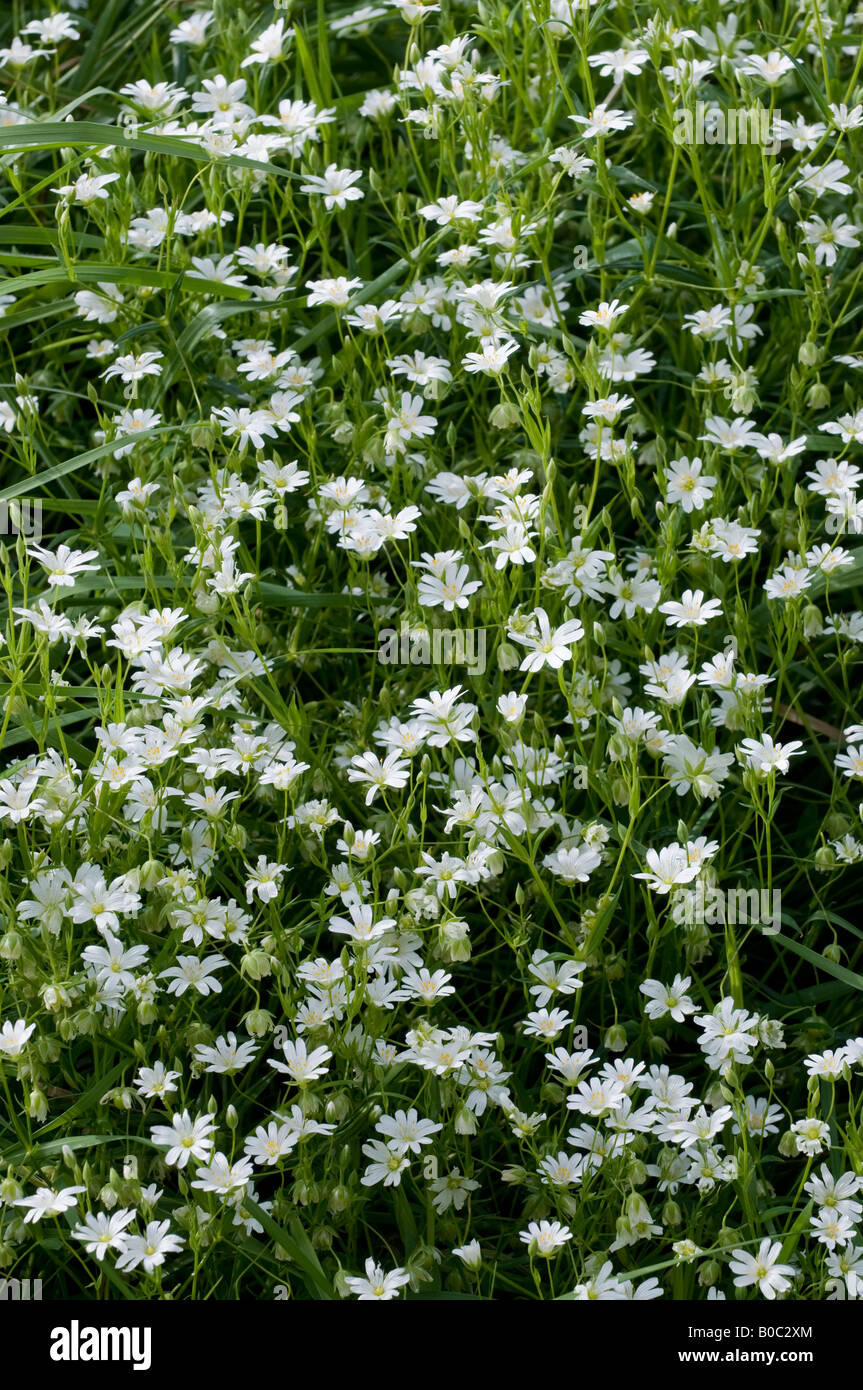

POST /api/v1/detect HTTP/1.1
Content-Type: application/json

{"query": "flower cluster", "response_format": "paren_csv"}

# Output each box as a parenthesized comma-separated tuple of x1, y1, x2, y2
(0, 0, 861, 1303)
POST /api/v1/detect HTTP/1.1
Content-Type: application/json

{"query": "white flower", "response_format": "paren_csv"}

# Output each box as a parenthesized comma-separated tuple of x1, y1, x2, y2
(579, 299, 628, 330)
(159, 954, 227, 996)
(658, 589, 723, 628)
(268, 1037, 332, 1084)
(519, 1219, 573, 1255)
(795, 159, 852, 199)
(569, 105, 634, 138)
(245, 855, 289, 903)
(639, 975, 697, 1022)
(193, 1033, 259, 1075)
(738, 735, 804, 776)
(14, 1186, 85, 1222)
(463, 339, 519, 374)
(738, 50, 794, 84)
(452, 1238, 482, 1270)
(790, 1118, 830, 1155)
(0, 1017, 36, 1055)
(419, 195, 484, 224)
(241, 18, 292, 66)
(497, 691, 527, 723)
(53, 172, 120, 205)
(306, 276, 363, 307)
(26, 542, 99, 587)
(210, 406, 278, 452)
(728, 1239, 796, 1299)
(347, 750, 410, 804)
(632, 845, 700, 895)
(385, 392, 437, 447)
(300, 164, 364, 210)
(344, 1257, 411, 1300)
(800, 214, 861, 267)
(510, 607, 584, 672)
(116, 1220, 184, 1273)
(71, 1209, 136, 1260)
(170, 10, 214, 46)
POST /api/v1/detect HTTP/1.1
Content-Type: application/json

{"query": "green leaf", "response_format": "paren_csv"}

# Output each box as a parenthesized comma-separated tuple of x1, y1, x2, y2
(240, 1198, 334, 1300)
(66, 0, 128, 94)
(806, 544, 863, 598)
(26, 1061, 131, 1138)
(161, 299, 280, 392)
(0, 427, 176, 501)
(0, 225, 105, 251)
(0, 709, 93, 764)
(777, 45, 833, 121)
(254, 582, 358, 608)
(772, 932, 863, 991)
(0, 298, 76, 336)
(0, 262, 251, 300)
(0, 121, 301, 182)
(2, 1132, 158, 1166)
(289, 232, 443, 355)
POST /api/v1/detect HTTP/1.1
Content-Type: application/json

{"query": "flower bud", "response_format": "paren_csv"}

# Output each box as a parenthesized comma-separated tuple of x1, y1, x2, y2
(500, 1166, 527, 1184)
(41, 984, 70, 1012)
(439, 918, 471, 961)
(243, 1008, 274, 1037)
(489, 401, 521, 429)
(801, 604, 823, 639)
(0, 1175, 23, 1205)
(223, 823, 248, 851)
(496, 641, 519, 672)
(798, 340, 820, 367)
(805, 381, 830, 410)
(0, 931, 22, 961)
(240, 949, 272, 981)
(28, 1089, 48, 1122)
(328, 1184, 350, 1214)
(609, 775, 628, 806)
(325, 1093, 350, 1124)
(454, 1101, 478, 1135)
(627, 1158, 648, 1186)
(139, 859, 164, 891)
(194, 587, 220, 615)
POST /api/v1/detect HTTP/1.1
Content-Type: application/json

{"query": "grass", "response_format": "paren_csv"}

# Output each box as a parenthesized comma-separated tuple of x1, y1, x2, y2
(0, 0, 861, 1301)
